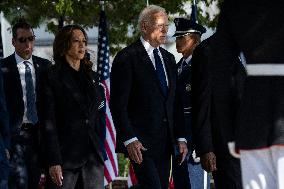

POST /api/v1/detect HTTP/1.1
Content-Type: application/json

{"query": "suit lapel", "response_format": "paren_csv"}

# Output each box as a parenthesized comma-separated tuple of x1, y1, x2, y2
(84, 74, 102, 114)
(32, 56, 40, 91)
(60, 65, 88, 113)
(7, 54, 24, 100)
(136, 40, 158, 79)
(160, 48, 174, 97)
(136, 40, 169, 98)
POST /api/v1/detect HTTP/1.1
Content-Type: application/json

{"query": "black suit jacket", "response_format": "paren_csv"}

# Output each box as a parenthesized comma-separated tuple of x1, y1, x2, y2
(41, 62, 105, 169)
(0, 67, 9, 162)
(191, 36, 246, 156)
(211, 0, 284, 149)
(110, 39, 185, 156)
(0, 54, 51, 134)
(176, 59, 193, 146)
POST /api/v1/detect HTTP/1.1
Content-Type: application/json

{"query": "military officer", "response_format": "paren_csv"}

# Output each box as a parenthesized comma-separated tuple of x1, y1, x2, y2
(172, 17, 210, 189)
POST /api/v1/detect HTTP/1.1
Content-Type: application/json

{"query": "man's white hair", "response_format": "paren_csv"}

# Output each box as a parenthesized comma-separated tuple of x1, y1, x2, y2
(137, 5, 167, 33)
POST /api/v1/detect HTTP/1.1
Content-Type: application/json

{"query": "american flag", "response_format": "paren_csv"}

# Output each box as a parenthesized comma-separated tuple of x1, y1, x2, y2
(127, 163, 138, 188)
(0, 22, 3, 59)
(97, 9, 118, 185)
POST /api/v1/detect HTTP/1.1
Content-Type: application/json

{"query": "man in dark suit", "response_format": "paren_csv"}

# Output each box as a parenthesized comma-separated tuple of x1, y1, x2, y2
(172, 17, 210, 189)
(110, 5, 188, 189)
(0, 21, 51, 189)
(191, 35, 244, 189)
(210, 0, 284, 188)
(0, 67, 9, 189)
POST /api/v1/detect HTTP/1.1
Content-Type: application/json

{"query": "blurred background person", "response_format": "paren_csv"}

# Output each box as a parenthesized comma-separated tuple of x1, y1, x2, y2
(0, 20, 51, 189)
(110, 5, 187, 189)
(210, 0, 284, 188)
(0, 66, 9, 189)
(191, 35, 244, 189)
(172, 17, 210, 189)
(41, 25, 105, 189)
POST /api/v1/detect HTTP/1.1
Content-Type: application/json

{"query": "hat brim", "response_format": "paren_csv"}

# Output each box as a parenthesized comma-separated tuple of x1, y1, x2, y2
(172, 31, 201, 38)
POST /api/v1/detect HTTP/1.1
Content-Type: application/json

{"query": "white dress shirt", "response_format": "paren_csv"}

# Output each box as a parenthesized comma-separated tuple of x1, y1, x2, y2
(15, 53, 36, 124)
(140, 36, 169, 85)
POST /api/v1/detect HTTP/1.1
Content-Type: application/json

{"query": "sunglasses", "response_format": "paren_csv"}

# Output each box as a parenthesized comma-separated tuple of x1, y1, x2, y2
(17, 35, 36, 43)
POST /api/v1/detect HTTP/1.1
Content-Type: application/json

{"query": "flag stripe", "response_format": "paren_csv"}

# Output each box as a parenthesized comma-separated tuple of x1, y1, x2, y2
(102, 80, 110, 100)
(105, 140, 118, 174)
(127, 163, 138, 188)
(106, 115, 116, 143)
(97, 9, 118, 186)
(104, 166, 112, 183)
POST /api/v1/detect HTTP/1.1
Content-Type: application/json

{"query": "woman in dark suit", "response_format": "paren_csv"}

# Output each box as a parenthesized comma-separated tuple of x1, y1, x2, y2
(41, 25, 105, 189)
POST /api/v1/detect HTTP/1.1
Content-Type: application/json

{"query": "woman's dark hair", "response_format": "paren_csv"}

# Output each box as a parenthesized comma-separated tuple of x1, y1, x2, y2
(53, 24, 93, 72)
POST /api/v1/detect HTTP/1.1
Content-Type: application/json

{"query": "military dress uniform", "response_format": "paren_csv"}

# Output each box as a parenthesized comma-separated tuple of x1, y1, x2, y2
(172, 17, 210, 189)
(211, 0, 284, 188)
(175, 57, 210, 189)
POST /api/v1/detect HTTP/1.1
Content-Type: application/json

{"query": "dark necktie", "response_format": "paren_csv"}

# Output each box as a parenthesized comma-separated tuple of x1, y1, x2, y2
(24, 61, 38, 124)
(182, 59, 188, 69)
(178, 59, 187, 75)
(153, 48, 168, 96)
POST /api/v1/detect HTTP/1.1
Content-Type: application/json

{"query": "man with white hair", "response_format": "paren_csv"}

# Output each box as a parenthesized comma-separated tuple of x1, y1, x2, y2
(110, 5, 188, 189)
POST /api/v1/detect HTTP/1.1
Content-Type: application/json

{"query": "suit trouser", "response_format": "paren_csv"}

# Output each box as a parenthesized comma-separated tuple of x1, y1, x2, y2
(9, 129, 41, 189)
(188, 160, 210, 189)
(0, 180, 8, 189)
(46, 153, 104, 189)
(0, 144, 9, 189)
(212, 153, 242, 189)
(173, 156, 210, 189)
(132, 124, 171, 189)
(132, 154, 171, 189)
(172, 156, 191, 189)
(0, 158, 9, 189)
(240, 145, 284, 189)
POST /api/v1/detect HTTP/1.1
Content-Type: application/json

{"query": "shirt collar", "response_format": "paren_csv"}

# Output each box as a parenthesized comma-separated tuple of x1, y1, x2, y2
(183, 55, 192, 65)
(15, 52, 33, 65)
(140, 36, 159, 54)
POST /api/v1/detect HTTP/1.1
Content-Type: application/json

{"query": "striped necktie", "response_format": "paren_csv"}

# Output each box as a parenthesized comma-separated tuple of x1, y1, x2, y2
(23, 61, 38, 124)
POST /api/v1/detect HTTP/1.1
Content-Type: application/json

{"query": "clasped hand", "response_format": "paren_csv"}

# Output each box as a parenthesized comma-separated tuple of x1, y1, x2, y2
(177, 141, 188, 165)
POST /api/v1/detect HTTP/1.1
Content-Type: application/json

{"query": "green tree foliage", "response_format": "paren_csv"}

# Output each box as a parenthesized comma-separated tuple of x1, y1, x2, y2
(0, 0, 222, 55)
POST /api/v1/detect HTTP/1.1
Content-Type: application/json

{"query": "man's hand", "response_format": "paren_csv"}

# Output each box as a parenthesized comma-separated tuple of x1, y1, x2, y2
(177, 141, 188, 165)
(49, 165, 63, 186)
(126, 140, 147, 164)
(200, 152, 217, 172)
